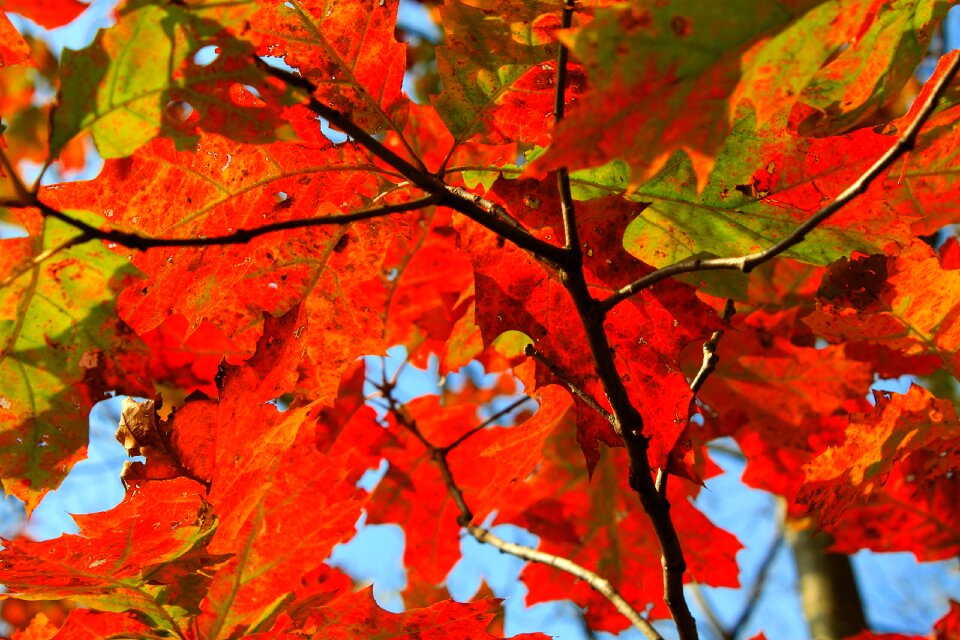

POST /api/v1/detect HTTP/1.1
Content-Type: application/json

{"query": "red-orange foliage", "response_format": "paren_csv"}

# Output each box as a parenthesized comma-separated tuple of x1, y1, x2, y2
(1, 1, 959, 638)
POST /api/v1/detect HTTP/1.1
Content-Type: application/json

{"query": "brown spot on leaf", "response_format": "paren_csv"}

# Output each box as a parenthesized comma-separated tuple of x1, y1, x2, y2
(670, 15, 692, 36)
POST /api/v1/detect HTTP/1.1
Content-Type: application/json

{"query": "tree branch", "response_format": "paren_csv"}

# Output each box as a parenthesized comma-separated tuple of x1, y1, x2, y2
(26, 194, 441, 251)
(439, 395, 533, 453)
(689, 299, 736, 395)
(601, 52, 960, 313)
(259, 62, 568, 266)
(554, 1, 578, 252)
(524, 344, 613, 424)
(379, 384, 661, 640)
(542, 2, 698, 635)
(465, 524, 663, 640)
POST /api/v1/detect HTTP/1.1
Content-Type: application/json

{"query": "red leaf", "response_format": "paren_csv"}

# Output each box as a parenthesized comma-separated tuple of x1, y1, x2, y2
(2, 0, 87, 29)
(799, 385, 960, 559)
(461, 174, 719, 472)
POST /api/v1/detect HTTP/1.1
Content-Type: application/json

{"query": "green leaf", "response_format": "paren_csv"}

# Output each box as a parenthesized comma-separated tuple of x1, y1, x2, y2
(0, 211, 142, 511)
(433, 0, 561, 147)
(51, 0, 295, 158)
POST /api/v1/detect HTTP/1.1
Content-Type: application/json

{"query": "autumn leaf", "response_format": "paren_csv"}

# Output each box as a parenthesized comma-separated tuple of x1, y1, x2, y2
(805, 249, 960, 379)
(290, 589, 548, 639)
(694, 309, 874, 504)
(2, 0, 88, 30)
(51, 0, 299, 159)
(498, 417, 740, 632)
(42, 133, 417, 401)
(537, 0, 949, 188)
(799, 385, 960, 559)
(0, 477, 218, 635)
(0, 13, 30, 67)
(433, 0, 583, 149)
(0, 210, 153, 511)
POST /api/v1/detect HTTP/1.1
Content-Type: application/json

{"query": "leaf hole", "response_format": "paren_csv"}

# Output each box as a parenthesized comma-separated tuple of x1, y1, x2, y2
(193, 45, 220, 66)
(165, 101, 195, 123)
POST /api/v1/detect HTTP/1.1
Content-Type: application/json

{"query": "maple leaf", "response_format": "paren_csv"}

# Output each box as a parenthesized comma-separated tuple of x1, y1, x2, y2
(0, 477, 219, 635)
(24, 609, 152, 640)
(42, 133, 417, 401)
(0, 211, 154, 511)
(497, 416, 740, 632)
(273, 589, 548, 639)
(433, 0, 584, 149)
(1, 0, 88, 30)
(156, 311, 379, 638)
(693, 309, 874, 504)
(0, 14, 30, 67)
(799, 385, 960, 559)
(51, 0, 300, 159)
(460, 173, 719, 471)
(805, 249, 960, 379)
(536, 0, 949, 188)
(242, 0, 411, 140)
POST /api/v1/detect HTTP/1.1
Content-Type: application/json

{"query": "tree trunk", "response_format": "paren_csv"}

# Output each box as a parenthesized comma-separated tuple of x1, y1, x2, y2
(787, 527, 868, 640)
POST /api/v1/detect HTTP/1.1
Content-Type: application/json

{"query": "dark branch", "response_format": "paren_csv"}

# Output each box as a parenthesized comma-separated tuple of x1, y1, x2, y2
(554, 1, 578, 252)
(544, 2, 698, 633)
(601, 52, 960, 313)
(524, 344, 613, 424)
(29, 195, 439, 251)
(440, 395, 534, 453)
(260, 62, 568, 265)
(689, 299, 736, 395)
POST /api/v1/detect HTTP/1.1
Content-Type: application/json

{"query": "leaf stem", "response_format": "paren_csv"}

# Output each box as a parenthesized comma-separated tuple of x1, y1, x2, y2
(601, 51, 960, 313)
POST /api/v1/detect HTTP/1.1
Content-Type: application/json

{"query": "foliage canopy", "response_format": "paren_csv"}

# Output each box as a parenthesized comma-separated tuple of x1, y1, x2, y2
(1, 1, 960, 638)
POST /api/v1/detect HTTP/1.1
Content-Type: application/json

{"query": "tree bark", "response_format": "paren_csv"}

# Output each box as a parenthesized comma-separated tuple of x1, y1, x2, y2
(787, 527, 868, 640)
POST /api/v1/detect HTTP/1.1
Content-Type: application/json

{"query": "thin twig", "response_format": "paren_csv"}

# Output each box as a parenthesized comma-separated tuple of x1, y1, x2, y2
(690, 584, 727, 640)
(30, 195, 440, 251)
(689, 299, 736, 395)
(440, 395, 533, 453)
(0, 233, 90, 289)
(554, 1, 578, 252)
(601, 52, 960, 313)
(658, 301, 735, 502)
(259, 62, 568, 265)
(379, 384, 661, 640)
(466, 524, 662, 640)
(727, 527, 785, 639)
(690, 524, 785, 640)
(524, 344, 613, 424)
